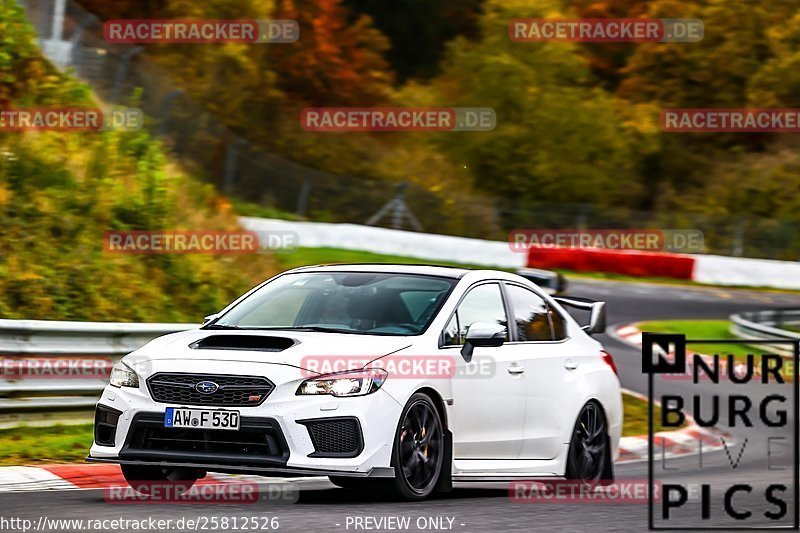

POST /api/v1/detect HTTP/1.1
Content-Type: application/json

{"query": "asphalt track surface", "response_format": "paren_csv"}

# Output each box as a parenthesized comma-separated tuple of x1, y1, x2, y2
(3, 278, 800, 532)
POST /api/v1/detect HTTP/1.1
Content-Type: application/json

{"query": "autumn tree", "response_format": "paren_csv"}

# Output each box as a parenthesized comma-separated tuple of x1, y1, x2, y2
(269, 0, 393, 107)
(748, 8, 800, 107)
(418, 0, 646, 221)
(344, 0, 484, 81)
(564, 0, 651, 90)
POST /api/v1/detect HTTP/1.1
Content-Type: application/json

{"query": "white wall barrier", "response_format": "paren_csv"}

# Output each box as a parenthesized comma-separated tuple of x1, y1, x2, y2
(694, 254, 800, 290)
(241, 217, 800, 290)
(240, 217, 526, 269)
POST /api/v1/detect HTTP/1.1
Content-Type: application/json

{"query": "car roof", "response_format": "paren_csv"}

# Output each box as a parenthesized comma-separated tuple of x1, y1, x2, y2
(285, 263, 472, 279)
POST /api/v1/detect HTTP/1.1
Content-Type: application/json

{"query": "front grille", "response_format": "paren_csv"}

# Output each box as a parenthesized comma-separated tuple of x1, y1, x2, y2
(299, 417, 363, 458)
(147, 373, 274, 407)
(120, 413, 289, 466)
(94, 404, 122, 447)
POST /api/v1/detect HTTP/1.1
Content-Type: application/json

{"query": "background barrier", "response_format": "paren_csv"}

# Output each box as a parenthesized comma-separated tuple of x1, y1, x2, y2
(729, 309, 800, 357)
(0, 320, 193, 420)
(240, 217, 526, 268)
(242, 217, 800, 289)
(526, 247, 696, 280)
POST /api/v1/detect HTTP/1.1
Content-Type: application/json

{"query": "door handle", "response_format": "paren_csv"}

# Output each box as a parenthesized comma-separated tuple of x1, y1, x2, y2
(564, 359, 578, 370)
(508, 364, 525, 375)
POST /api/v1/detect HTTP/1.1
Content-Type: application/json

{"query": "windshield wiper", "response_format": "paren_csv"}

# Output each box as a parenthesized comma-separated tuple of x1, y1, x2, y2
(204, 325, 376, 335)
(241, 326, 369, 335)
(280, 326, 367, 334)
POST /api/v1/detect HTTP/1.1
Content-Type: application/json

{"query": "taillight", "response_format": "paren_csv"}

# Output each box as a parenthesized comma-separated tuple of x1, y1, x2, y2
(601, 350, 618, 376)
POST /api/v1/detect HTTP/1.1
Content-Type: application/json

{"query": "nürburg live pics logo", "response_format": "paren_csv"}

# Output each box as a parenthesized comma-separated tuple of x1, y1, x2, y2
(642, 332, 799, 530)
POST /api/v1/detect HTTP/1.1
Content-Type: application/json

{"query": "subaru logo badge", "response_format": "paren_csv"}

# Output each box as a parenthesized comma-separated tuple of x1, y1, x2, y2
(195, 381, 219, 394)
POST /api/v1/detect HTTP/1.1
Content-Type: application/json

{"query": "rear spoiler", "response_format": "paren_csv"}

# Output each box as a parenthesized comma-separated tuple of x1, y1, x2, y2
(553, 296, 606, 335)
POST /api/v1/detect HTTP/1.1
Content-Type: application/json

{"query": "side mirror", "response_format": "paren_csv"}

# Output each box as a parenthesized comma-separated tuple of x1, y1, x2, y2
(461, 322, 506, 362)
(202, 313, 220, 325)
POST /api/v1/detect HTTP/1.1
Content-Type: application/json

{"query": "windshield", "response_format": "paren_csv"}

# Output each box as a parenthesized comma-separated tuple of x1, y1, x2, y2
(211, 272, 457, 336)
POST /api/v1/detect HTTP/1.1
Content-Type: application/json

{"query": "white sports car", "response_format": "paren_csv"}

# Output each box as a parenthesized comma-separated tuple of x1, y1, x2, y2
(89, 264, 622, 500)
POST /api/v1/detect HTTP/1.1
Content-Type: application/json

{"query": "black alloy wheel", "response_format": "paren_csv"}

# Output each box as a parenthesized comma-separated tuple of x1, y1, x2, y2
(565, 401, 610, 484)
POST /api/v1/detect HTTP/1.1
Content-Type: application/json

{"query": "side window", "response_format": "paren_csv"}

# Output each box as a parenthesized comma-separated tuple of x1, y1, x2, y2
(443, 283, 509, 346)
(548, 305, 567, 340)
(505, 284, 552, 341)
(443, 314, 459, 346)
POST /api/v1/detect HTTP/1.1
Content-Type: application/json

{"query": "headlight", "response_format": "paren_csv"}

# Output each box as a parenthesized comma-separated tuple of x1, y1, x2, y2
(296, 368, 387, 397)
(110, 360, 139, 388)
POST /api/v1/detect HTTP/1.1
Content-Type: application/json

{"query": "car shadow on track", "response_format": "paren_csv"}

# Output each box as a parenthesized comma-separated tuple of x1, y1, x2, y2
(79, 484, 511, 507)
(295, 486, 510, 505)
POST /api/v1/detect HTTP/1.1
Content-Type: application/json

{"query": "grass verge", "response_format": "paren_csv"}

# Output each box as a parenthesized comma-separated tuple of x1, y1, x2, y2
(0, 423, 93, 465)
(637, 319, 760, 360)
(622, 392, 686, 436)
(273, 247, 491, 271)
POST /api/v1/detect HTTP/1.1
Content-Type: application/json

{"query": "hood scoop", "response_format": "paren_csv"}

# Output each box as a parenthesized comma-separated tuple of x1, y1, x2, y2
(189, 335, 296, 352)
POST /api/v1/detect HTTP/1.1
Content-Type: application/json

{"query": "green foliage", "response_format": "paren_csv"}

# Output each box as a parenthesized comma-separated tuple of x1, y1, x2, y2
(613, 0, 800, 220)
(411, 0, 645, 213)
(621, 392, 686, 436)
(0, 424, 94, 465)
(230, 199, 303, 220)
(0, 0, 91, 106)
(618, 0, 784, 108)
(748, 9, 800, 107)
(0, 127, 278, 322)
(0, 5, 277, 322)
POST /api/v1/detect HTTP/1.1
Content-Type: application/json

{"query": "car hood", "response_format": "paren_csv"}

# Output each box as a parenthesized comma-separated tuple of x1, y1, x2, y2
(124, 328, 413, 373)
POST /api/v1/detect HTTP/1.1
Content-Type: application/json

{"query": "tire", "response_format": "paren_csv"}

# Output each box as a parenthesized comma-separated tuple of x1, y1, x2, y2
(565, 401, 612, 485)
(386, 393, 445, 501)
(121, 464, 200, 498)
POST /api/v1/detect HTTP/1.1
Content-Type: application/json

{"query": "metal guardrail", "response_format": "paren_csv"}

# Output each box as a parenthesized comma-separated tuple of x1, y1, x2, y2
(0, 320, 195, 414)
(729, 309, 800, 356)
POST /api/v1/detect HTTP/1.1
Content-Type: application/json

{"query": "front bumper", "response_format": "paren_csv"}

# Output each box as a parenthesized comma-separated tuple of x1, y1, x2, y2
(86, 456, 396, 478)
(89, 366, 403, 476)
(118, 411, 291, 467)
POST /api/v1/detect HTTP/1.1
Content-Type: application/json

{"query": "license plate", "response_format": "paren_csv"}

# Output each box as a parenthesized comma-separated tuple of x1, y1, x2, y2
(164, 407, 240, 431)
